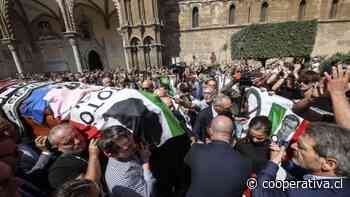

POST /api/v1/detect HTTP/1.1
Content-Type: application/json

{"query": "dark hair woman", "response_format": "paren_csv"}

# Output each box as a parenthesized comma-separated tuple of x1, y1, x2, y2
(235, 116, 272, 173)
(56, 179, 102, 197)
(99, 126, 154, 197)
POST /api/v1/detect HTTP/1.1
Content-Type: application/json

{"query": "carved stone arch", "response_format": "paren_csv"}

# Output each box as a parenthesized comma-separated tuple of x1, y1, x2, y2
(192, 6, 199, 28)
(56, 0, 77, 33)
(143, 35, 154, 42)
(82, 46, 108, 70)
(130, 36, 141, 45)
(260, 0, 269, 22)
(229, 3, 236, 25)
(130, 36, 140, 68)
(143, 36, 153, 68)
(107, 10, 120, 28)
(74, 3, 105, 18)
(74, 4, 96, 40)
(0, 0, 14, 39)
(298, 0, 306, 20)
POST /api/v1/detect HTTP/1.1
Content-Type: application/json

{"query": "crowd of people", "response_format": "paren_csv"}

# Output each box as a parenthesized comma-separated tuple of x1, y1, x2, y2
(1, 58, 350, 197)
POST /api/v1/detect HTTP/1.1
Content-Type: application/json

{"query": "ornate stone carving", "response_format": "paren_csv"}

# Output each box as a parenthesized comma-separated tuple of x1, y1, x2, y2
(111, 0, 123, 29)
(56, 0, 77, 33)
(0, 0, 13, 39)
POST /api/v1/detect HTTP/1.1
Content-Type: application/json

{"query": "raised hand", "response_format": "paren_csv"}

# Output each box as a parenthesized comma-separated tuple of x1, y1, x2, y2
(324, 64, 350, 96)
(89, 139, 100, 157)
(35, 136, 49, 152)
(269, 142, 286, 165)
(139, 143, 151, 163)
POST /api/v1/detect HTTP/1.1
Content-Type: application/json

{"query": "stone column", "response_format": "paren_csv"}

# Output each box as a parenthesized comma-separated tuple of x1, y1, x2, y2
(155, 44, 163, 67)
(138, 45, 146, 70)
(2, 39, 23, 75)
(64, 33, 83, 73)
(122, 34, 131, 72)
(125, 46, 133, 70)
(150, 45, 157, 68)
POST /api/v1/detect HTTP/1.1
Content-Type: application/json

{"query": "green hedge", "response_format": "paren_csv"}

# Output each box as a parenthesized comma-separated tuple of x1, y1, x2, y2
(231, 20, 318, 60)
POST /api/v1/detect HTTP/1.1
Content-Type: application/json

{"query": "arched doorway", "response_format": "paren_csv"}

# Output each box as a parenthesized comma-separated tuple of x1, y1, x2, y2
(130, 37, 141, 69)
(88, 50, 104, 71)
(143, 36, 154, 70)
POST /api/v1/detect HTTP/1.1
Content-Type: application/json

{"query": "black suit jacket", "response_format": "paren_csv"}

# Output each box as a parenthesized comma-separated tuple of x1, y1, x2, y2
(193, 106, 213, 141)
(185, 141, 252, 197)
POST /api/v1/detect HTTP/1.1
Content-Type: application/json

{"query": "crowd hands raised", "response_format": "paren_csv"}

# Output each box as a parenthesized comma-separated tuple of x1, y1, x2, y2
(1, 57, 350, 197)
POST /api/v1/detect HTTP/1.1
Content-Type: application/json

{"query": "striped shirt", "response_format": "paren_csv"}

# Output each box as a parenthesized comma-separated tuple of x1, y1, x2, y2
(105, 157, 155, 197)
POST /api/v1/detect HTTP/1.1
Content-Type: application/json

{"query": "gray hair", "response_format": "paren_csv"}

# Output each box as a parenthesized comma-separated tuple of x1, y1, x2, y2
(48, 123, 72, 146)
(213, 94, 231, 107)
(306, 122, 350, 177)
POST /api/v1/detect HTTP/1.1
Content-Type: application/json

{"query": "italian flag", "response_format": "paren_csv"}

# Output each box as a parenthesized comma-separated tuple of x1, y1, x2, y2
(159, 75, 176, 97)
(268, 103, 308, 144)
(69, 88, 185, 146)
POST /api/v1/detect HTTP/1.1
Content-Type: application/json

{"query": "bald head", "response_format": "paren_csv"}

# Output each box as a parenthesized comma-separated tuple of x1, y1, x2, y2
(142, 80, 154, 92)
(210, 116, 234, 135)
(213, 94, 232, 114)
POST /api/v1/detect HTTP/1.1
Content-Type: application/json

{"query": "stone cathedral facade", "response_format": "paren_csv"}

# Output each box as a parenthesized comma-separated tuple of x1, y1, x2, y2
(1, 0, 350, 78)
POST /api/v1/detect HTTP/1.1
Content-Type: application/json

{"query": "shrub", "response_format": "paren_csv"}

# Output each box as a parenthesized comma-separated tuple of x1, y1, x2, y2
(231, 20, 318, 61)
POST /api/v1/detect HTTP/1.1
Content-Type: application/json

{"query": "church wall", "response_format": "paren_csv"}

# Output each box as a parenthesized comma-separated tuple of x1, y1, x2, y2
(28, 14, 72, 73)
(73, 4, 125, 71)
(107, 13, 127, 69)
(36, 39, 71, 73)
(84, 5, 124, 70)
(0, 11, 47, 78)
(144, 0, 155, 24)
(312, 20, 350, 56)
(0, 0, 126, 78)
(3, 0, 350, 77)
(163, 0, 350, 65)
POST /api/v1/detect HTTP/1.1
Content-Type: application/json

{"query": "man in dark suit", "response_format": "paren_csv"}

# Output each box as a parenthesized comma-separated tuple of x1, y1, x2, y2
(185, 116, 252, 197)
(193, 95, 233, 141)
